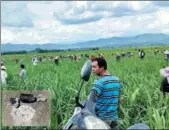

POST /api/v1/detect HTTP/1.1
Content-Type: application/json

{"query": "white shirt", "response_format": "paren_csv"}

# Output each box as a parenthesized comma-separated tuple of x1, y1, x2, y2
(160, 67, 169, 83)
(19, 69, 26, 80)
(164, 50, 169, 55)
(160, 67, 169, 77)
(1, 70, 8, 85)
(33, 59, 38, 65)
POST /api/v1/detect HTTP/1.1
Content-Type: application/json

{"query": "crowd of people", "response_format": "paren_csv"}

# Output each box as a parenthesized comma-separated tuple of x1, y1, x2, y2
(1, 49, 169, 86)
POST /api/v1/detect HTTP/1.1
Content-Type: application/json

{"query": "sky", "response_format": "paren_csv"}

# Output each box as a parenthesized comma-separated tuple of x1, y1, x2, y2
(1, 1, 169, 44)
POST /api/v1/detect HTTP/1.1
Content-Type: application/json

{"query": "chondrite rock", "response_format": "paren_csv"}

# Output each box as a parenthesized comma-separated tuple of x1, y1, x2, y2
(10, 98, 20, 108)
(20, 93, 37, 103)
(37, 94, 47, 102)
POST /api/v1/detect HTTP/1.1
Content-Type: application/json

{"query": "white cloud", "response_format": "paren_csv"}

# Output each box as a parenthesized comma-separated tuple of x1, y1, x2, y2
(76, 1, 87, 8)
(156, 8, 169, 25)
(2, 29, 16, 43)
(129, 1, 152, 11)
(1, 1, 169, 44)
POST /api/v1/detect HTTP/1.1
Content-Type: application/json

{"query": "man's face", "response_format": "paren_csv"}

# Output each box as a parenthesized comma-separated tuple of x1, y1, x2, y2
(92, 61, 103, 76)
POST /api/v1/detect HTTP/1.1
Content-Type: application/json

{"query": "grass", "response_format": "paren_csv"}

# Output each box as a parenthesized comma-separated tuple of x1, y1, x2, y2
(1, 46, 169, 129)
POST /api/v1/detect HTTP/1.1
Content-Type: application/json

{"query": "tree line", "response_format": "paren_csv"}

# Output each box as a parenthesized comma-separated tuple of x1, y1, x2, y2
(1, 47, 99, 55)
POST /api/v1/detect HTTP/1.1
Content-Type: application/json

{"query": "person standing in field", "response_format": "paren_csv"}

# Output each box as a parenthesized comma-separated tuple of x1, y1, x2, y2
(1, 61, 4, 66)
(32, 55, 38, 66)
(160, 66, 169, 97)
(138, 49, 141, 58)
(54, 56, 59, 65)
(16, 58, 19, 64)
(116, 53, 121, 61)
(19, 64, 26, 81)
(154, 49, 158, 55)
(1, 66, 8, 85)
(88, 57, 121, 130)
(100, 53, 105, 59)
(140, 50, 145, 59)
(74, 55, 77, 61)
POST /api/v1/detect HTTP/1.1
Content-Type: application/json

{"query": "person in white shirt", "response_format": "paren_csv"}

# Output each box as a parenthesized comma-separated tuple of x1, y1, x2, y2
(1, 66, 8, 85)
(33, 58, 38, 66)
(32, 56, 38, 66)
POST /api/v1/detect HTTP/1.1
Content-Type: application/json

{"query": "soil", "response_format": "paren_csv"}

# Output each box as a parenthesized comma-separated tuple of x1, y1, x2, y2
(2, 90, 50, 126)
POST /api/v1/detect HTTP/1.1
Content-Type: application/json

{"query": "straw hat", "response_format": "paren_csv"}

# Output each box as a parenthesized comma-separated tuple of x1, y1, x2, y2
(1, 66, 6, 70)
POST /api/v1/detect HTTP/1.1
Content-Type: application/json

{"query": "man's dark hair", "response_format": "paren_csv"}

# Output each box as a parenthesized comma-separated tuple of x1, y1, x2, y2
(20, 64, 25, 69)
(92, 57, 107, 70)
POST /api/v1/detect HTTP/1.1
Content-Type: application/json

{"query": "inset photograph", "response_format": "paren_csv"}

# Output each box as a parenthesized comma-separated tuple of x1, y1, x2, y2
(2, 90, 50, 126)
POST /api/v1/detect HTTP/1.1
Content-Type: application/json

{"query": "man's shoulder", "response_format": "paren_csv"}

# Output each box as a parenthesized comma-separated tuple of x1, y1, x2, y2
(96, 75, 120, 86)
(99, 75, 120, 81)
(94, 79, 103, 85)
(111, 75, 120, 80)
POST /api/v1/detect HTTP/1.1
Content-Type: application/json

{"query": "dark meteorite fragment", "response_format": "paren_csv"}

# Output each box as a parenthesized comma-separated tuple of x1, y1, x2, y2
(20, 93, 37, 103)
(10, 98, 20, 108)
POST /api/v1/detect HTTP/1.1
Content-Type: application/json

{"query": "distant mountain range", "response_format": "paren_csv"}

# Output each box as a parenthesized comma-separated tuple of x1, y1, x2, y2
(1, 33, 169, 52)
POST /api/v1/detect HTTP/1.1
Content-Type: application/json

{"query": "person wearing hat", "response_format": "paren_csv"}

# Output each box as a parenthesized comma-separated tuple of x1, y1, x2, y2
(54, 56, 59, 65)
(1, 61, 4, 67)
(1, 66, 8, 85)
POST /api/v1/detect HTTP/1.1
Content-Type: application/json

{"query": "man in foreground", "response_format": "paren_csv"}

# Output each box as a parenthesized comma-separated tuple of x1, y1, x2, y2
(88, 57, 122, 130)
